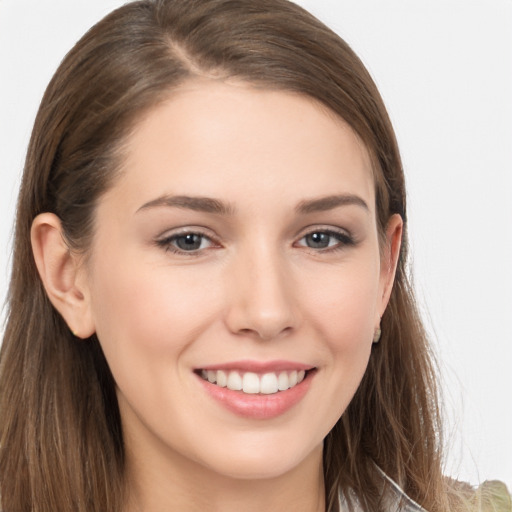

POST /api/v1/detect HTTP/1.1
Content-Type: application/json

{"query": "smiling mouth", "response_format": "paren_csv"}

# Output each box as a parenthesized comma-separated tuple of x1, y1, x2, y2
(196, 369, 312, 395)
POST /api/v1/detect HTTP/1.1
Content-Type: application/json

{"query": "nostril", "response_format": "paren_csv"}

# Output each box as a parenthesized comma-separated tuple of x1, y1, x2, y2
(236, 325, 294, 341)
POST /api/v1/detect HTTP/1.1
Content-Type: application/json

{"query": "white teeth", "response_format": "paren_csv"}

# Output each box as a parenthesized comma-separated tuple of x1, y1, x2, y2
(260, 373, 279, 394)
(278, 371, 290, 391)
(200, 369, 309, 395)
(216, 370, 227, 387)
(242, 372, 260, 394)
(226, 371, 242, 391)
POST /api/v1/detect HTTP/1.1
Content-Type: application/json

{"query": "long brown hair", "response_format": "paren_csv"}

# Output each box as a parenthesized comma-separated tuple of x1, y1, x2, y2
(1, 1, 448, 510)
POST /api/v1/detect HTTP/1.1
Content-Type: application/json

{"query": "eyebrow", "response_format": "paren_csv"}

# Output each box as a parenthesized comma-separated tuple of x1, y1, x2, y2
(137, 195, 235, 215)
(136, 193, 369, 216)
(295, 194, 369, 214)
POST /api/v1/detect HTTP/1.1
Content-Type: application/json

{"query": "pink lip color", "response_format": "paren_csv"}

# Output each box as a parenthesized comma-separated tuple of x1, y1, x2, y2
(199, 360, 314, 373)
(196, 366, 315, 420)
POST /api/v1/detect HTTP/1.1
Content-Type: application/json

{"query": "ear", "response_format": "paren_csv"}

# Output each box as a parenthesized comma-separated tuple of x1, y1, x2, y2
(31, 213, 95, 339)
(377, 213, 403, 320)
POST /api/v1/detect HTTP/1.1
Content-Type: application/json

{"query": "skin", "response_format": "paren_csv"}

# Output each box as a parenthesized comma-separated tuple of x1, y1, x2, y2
(32, 80, 402, 512)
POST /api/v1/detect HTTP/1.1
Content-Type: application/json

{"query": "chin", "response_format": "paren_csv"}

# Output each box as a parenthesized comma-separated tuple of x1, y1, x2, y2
(197, 436, 323, 481)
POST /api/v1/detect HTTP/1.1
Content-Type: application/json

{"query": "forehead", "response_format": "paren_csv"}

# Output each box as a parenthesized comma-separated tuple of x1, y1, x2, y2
(107, 80, 375, 212)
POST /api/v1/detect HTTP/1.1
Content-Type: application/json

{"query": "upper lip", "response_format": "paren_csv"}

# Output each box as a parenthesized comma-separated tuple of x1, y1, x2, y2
(197, 360, 315, 373)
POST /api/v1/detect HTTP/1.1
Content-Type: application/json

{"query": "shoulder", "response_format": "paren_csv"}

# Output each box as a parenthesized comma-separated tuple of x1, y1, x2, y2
(338, 468, 427, 512)
(379, 471, 427, 512)
(447, 478, 512, 512)
(338, 470, 512, 512)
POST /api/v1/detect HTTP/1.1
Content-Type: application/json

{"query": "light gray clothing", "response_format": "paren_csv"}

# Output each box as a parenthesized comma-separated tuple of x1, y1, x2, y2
(338, 468, 428, 511)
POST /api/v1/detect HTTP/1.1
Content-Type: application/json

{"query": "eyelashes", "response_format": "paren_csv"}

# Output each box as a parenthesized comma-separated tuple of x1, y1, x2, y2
(155, 226, 356, 256)
(295, 229, 355, 251)
(159, 232, 216, 252)
(155, 229, 219, 255)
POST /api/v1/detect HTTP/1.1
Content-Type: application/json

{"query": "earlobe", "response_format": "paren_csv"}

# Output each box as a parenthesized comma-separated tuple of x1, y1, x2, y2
(31, 213, 95, 339)
(378, 214, 403, 317)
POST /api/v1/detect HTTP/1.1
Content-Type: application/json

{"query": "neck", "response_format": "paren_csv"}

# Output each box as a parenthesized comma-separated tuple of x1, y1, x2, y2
(124, 442, 325, 512)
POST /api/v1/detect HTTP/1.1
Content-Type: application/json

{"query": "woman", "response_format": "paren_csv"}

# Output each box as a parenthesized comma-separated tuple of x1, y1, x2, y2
(0, 0, 499, 511)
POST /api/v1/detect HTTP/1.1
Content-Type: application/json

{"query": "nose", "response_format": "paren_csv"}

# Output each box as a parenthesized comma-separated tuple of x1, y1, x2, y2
(224, 246, 299, 341)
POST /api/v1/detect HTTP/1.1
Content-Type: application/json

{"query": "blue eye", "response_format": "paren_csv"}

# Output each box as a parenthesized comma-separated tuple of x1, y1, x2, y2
(174, 233, 205, 251)
(298, 230, 353, 250)
(157, 232, 214, 253)
(304, 232, 333, 249)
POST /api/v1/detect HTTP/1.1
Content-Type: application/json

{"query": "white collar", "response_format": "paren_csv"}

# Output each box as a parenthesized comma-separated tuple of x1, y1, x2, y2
(338, 466, 428, 511)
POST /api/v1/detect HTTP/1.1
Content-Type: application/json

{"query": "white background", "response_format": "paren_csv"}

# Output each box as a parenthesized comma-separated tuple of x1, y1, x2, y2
(1, 0, 511, 488)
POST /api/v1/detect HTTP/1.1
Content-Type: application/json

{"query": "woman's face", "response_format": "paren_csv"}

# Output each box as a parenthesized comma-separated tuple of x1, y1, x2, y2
(81, 80, 401, 481)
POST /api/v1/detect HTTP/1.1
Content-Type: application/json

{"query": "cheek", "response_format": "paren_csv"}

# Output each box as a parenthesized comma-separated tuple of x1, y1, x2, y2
(301, 260, 381, 351)
(301, 265, 380, 423)
(88, 256, 223, 368)
(87, 258, 227, 434)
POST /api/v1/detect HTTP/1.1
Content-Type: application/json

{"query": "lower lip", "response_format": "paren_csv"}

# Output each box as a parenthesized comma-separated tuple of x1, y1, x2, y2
(196, 371, 315, 420)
